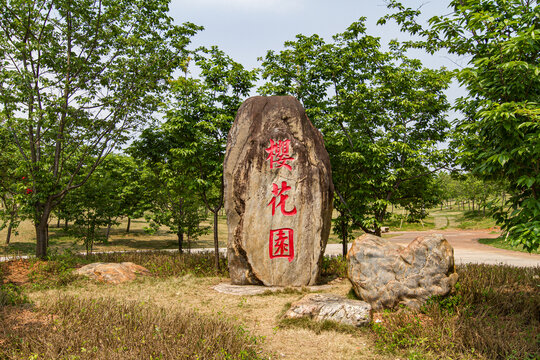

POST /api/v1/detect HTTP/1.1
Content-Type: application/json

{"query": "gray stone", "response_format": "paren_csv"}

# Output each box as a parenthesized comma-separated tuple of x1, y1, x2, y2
(283, 293, 372, 327)
(73, 262, 151, 284)
(347, 233, 458, 310)
(224, 96, 333, 286)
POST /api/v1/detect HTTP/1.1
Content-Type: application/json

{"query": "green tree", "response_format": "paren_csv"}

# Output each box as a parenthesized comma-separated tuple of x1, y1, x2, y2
(130, 128, 209, 253)
(382, 0, 540, 251)
(259, 19, 453, 255)
(165, 46, 256, 269)
(0, 140, 21, 245)
(116, 156, 149, 234)
(0, 0, 200, 258)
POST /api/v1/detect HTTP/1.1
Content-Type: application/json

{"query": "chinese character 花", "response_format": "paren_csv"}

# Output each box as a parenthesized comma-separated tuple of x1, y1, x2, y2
(267, 181, 297, 216)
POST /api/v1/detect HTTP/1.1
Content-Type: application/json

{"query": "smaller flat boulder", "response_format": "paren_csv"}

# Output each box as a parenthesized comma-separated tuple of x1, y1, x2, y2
(283, 293, 371, 327)
(73, 262, 151, 284)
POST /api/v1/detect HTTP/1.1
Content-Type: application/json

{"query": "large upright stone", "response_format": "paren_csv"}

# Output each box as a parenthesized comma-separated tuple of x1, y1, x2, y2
(224, 96, 333, 286)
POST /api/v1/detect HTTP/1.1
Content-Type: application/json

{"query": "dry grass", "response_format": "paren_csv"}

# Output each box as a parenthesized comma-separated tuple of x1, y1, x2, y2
(0, 295, 267, 359)
(372, 264, 540, 359)
(26, 275, 380, 360)
(2, 251, 538, 359)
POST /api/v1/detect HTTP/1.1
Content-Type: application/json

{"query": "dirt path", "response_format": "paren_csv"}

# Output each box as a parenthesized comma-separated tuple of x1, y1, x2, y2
(326, 229, 540, 267)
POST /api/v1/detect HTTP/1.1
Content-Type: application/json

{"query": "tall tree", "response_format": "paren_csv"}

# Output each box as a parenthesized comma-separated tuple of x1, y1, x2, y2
(165, 46, 256, 269)
(259, 19, 452, 254)
(130, 127, 209, 253)
(382, 0, 540, 251)
(0, 126, 22, 244)
(0, 0, 200, 258)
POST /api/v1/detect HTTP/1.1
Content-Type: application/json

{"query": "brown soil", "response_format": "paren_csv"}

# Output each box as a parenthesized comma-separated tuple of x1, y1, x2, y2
(0, 259, 35, 285)
(0, 305, 53, 347)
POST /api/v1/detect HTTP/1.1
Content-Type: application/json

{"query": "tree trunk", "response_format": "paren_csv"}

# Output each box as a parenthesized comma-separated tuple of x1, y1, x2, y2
(177, 231, 183, 253)
(35, 221, 49, 259)
(472, 199, 475, 211)
(126, 217, 131, 233)
(6, 222, 13, 245)
(64, 219, 68, 230)
(106, 222, 112, 241)
(57, 217, 61, 228)
(213, 210, 220, 272)
(341, 218, 348, 258)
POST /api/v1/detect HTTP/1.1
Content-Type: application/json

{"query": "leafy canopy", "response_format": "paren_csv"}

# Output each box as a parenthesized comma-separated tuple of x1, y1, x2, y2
(381, 0, 540, 251)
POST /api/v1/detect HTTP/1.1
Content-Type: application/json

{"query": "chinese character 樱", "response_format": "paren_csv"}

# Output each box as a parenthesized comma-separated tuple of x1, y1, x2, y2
(267, 181, 297, 216)
(265, 139, 294, 170)
(269, 228, 294, 262)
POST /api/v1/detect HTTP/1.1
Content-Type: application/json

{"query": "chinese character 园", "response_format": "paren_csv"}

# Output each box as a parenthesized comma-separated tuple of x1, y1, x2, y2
(269, 228, 294, 262)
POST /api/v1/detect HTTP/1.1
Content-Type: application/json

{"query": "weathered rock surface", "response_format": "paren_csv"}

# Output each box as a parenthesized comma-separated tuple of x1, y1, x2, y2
(73, 262, 151, 284)
(212, 283, 332, 296)
(224, 96, 333, 287)
(283, 293, 372, 327)
(347, 234, 458, 310)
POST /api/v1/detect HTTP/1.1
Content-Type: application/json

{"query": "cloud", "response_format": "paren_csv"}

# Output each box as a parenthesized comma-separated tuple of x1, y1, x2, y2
(173, 0, 304, 13)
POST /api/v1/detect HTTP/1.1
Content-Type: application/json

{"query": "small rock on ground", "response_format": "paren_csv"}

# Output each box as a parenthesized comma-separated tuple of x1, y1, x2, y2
(73, 262, 151, 284)
(283, 293, 372, 327)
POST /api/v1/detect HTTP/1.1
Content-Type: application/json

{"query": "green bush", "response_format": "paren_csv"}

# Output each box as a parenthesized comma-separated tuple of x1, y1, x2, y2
(0, 284, 28, 306)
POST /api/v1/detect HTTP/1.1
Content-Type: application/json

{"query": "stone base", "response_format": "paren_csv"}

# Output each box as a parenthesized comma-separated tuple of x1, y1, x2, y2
(212, 283, 331, 296)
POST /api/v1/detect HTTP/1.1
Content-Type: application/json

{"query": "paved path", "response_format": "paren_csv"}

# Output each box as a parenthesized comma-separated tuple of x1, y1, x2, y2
(2, 230, 539, 267)
(326, 230, 540, 267)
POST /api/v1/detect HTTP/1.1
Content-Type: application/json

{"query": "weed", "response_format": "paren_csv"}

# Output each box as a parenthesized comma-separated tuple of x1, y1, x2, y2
(278, 317, 361, 336)
(0, 283, 28, 306)
(320, 255, 347, 280)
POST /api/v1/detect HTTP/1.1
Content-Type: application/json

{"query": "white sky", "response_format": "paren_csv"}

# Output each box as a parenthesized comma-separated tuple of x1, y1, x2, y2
(168, 0, 467, 103)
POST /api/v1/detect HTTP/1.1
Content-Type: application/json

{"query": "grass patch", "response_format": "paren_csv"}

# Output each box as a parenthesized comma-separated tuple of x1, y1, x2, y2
(455, 210, 498, 230)
(81, 250, 228, 277)
(478, 237, 540, 254)
(278, 317, 361, 336)
(257, 287, 310, 296)
(372, 264, 540, 359)
(34, 250, 228, 288)
(320, 255, 347, 281)
(0, 284, 28, 306)
(0, 296, 267, 360)
(382, 216, 436, 231)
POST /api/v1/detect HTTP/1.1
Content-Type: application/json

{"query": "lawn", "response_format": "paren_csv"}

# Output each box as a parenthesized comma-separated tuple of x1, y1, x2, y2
(478, 237, 540, 255)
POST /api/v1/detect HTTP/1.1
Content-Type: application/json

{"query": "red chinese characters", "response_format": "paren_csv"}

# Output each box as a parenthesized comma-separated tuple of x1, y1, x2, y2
(265, 139, 294, 170)
(268, 228, 294, 262)
(267, 181, 297, 216)
(266, 139, 297, 262)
